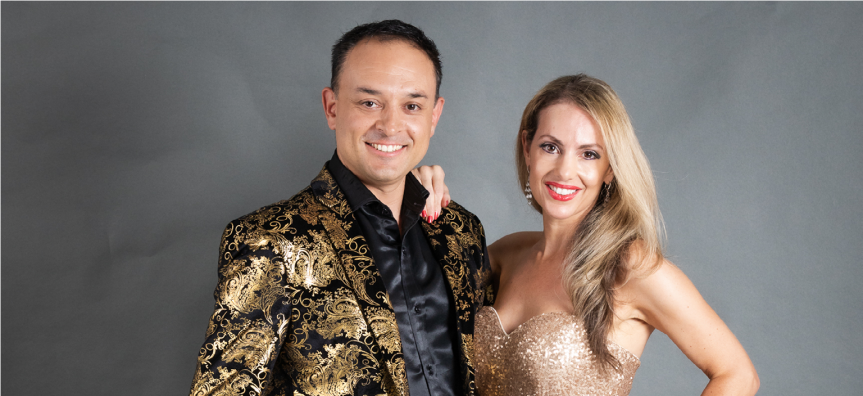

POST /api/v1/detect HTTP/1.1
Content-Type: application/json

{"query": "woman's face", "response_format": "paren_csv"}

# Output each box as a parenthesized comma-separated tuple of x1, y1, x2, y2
(524, 102, 614, 225)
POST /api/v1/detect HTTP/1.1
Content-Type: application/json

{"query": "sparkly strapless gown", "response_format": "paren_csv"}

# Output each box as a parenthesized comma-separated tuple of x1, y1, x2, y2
(475, 306, 640, 396)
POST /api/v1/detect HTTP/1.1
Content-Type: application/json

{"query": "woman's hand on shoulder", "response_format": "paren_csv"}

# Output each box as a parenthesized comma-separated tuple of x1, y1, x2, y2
(412, 165, 450, 223)
(622, 254, 760, 395)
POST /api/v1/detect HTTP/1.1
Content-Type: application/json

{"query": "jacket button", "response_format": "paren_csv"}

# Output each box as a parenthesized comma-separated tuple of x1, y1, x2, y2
(414, 305, 421, 313)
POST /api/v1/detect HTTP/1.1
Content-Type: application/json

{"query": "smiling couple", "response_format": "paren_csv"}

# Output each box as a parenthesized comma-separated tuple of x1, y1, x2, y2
(190, 20, 758, 396)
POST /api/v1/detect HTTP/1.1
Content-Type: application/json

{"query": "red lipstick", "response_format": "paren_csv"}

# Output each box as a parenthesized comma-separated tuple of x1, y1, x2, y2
(545, 182, 581, 201)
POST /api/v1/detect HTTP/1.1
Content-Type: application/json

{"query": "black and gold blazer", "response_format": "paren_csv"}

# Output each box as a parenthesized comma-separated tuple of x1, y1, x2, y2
(191, 167, 494, 396)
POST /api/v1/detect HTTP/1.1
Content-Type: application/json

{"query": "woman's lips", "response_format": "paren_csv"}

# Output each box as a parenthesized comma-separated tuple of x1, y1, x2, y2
(545, 182, 581, 201)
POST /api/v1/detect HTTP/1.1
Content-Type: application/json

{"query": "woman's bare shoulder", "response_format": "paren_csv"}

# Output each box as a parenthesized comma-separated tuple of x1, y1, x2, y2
(489, 231, 541, 272)
(616, 240, 666, 297)
(617, 240, 691, 313)
(620, 239, 665, 277)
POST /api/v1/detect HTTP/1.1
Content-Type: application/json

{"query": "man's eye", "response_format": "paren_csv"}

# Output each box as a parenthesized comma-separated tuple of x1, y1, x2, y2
(362, 101, 377, 108)
(406, 104, 420, 111)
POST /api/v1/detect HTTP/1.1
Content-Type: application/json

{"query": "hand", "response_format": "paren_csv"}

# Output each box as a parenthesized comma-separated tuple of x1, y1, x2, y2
(411, 165, 450, 223)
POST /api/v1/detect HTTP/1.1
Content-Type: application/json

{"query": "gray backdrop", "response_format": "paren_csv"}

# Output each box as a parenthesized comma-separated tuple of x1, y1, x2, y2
(3, 2, 862, 395)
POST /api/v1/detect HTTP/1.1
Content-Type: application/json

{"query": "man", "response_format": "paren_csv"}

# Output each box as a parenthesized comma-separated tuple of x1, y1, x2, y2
(190, 20, 493, 396)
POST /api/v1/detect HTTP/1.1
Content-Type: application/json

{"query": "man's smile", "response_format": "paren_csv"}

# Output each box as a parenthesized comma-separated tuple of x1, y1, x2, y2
(367, 142, 406, 153)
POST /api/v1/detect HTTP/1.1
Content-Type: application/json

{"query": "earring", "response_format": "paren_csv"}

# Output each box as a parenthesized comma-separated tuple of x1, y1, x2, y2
(603, 182, 614, 203)
(524, 171, 533, 205)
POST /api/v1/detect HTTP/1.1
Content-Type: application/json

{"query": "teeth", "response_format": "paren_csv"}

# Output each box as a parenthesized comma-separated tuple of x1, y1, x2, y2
(549, 185, 577, 195)
(370, 143, 403, 153)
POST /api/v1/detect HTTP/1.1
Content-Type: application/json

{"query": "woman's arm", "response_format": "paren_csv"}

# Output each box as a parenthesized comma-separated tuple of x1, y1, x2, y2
(411, 165, 449, 223)
(626, 260, 760, 395)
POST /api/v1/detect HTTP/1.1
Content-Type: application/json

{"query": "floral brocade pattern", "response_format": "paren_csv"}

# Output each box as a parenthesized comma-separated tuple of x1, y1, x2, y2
(475, 307, 640, 396)
(190, 167, 494, 396)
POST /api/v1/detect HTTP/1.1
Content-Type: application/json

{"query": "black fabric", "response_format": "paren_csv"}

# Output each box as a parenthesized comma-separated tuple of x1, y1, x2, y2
(327, 151, 461, 396)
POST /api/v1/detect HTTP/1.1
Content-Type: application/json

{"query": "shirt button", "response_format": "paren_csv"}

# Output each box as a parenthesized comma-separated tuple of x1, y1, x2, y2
(414, 305, 421, 313)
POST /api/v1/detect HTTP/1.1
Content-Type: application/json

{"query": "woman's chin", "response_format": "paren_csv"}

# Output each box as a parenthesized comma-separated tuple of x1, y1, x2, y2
(540, 205, 588, 224)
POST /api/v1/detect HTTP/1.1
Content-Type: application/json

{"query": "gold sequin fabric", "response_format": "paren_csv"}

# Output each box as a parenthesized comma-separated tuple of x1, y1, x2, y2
(475, 306, 640, 396)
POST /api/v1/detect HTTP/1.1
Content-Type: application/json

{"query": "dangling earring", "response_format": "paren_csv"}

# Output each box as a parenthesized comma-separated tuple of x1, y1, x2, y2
(603, 181, 614, 203)
(524, 171, 533, 205)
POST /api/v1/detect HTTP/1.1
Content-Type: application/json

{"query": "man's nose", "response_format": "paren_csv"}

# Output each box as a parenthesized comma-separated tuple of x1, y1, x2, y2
(377, 105, 404, 135)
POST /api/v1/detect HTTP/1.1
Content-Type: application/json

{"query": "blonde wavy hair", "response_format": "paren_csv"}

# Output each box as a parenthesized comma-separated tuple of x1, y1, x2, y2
(516, 74, 664, 371)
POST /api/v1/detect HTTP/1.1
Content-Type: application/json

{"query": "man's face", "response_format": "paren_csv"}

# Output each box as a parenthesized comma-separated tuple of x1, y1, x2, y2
(323, 39, 444, 191)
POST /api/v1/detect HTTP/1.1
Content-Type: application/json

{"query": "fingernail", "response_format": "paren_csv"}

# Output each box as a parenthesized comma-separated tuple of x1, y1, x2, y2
(444, 200, 449, 206)
(434, 212, 439, 221)
(422, 209, 427, 218)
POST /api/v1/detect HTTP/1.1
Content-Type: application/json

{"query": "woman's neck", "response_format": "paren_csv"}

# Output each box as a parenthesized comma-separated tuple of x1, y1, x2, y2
(537, 213, 585, 261)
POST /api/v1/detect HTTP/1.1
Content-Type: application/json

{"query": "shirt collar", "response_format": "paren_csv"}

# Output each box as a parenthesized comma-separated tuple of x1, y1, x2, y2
(325, 151, 429, 215)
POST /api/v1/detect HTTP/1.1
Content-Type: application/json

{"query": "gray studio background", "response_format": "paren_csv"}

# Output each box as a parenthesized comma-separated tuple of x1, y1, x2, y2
(3, 2, 861, 395)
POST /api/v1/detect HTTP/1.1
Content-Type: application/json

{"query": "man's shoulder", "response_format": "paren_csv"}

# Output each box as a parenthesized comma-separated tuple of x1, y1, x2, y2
(225, 186, 321, 232)
(443, 200, 482, 226)
(435, 200, 486, 244)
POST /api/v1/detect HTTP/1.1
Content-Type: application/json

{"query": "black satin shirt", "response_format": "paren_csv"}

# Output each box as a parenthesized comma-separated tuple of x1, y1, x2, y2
(327, 152, 461, 396)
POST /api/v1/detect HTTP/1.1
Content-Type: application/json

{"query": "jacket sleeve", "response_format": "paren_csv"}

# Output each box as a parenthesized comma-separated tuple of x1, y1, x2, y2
(477, 221, 495, 307)
(190, 220, 294, 396)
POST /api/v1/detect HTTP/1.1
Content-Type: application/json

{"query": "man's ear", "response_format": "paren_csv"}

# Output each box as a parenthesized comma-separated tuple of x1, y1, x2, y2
(322, 87, 337, 130)
(429, 96, 445, 137)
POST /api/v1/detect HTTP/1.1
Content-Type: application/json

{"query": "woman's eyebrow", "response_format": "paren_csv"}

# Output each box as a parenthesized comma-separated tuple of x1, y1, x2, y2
(578, 143, 604, 151)
(535, 135, 604, 151)
(535, 135, 563, 145)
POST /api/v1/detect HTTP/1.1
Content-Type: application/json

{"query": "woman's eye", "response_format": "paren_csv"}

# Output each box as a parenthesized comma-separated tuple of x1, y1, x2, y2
(583, 150, 601, 160)
(540, 143, 559, 154)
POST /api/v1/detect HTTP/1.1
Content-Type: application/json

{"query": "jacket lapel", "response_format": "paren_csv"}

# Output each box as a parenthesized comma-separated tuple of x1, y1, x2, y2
(420, 205, 482, 394)
(310, 167, 408, 395)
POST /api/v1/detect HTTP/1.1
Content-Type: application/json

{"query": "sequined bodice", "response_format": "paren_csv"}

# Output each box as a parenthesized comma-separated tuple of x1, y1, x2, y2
(475, 306, 640, 396)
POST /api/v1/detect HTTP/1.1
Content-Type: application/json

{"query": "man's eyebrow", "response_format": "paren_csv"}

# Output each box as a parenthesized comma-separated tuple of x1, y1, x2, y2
(355, 87, 429, 99)
(356, 87, 381, 95)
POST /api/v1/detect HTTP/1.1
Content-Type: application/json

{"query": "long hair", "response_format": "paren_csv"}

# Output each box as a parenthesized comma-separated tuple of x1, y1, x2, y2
(515, 74, 664, 371)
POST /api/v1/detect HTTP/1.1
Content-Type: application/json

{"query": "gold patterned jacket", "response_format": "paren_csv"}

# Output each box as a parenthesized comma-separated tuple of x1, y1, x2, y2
(190, 167, 494, 396)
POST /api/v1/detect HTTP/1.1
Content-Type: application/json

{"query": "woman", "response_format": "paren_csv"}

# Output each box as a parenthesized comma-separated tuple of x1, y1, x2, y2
(415, 74, 759, 395)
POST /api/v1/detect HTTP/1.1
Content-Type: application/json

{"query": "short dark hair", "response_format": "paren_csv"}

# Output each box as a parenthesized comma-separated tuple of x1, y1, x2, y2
(331, 19, 442, 98)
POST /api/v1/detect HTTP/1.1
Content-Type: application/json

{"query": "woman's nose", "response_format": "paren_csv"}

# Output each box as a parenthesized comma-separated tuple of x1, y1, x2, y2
(556, 153, 579, 179)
